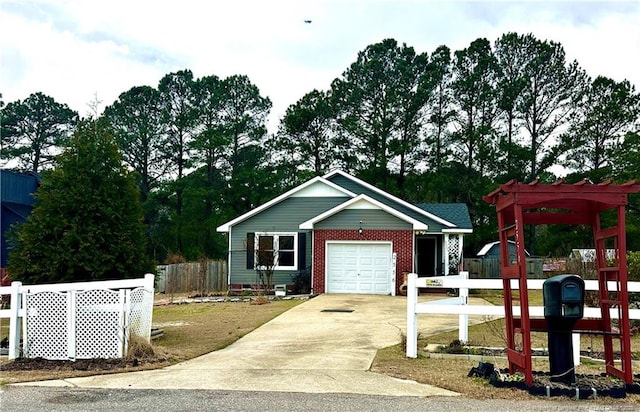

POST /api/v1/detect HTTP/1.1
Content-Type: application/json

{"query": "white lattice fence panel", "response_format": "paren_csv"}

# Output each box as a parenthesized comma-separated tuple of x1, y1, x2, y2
(25, 291, 69, 360)
(128, 287, 153, 341)
(75, 289, 122, 359)
(448, 234, 461, 274)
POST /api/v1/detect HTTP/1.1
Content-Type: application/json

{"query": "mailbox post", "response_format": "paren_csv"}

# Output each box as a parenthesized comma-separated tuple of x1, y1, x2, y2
(543, 274, 585, 384)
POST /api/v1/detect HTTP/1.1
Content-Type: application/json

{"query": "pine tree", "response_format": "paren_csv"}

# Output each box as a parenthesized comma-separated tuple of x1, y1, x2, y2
(8, 120, 152, 283)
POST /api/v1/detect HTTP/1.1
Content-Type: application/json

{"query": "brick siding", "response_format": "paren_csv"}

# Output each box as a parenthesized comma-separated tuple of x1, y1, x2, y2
(312, 229, 413, 294)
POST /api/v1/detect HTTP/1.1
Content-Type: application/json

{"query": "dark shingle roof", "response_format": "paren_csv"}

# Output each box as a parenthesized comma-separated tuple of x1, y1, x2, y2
(326, 172, 472, 232)
(416, 203, 472, 230)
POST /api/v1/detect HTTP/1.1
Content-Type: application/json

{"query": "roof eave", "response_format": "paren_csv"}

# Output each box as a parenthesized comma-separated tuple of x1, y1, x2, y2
(442, 228, 473, 234)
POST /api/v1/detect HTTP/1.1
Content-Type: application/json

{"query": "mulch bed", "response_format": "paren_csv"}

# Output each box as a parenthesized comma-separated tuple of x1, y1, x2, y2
(468, 361, 640, 399)
(0, 357, 143, 372)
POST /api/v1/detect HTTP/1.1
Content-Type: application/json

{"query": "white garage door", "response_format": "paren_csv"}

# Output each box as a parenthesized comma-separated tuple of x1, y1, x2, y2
(326, 242, 392, 294)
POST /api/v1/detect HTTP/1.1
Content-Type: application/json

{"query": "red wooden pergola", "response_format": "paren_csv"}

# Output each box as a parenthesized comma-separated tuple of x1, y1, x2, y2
(483, 179, 640, 385)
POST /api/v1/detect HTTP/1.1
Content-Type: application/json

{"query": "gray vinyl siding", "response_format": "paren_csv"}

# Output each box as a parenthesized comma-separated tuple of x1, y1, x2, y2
(228, 231, 312, 286)
(229, 196, 347, 284)
(327, 174, 448, 232)
(314, 209, 411, 230)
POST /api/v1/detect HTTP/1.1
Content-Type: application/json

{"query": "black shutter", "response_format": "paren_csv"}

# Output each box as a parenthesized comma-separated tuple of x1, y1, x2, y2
(246, 233, 255, 269)
(297, 232, 306, 270)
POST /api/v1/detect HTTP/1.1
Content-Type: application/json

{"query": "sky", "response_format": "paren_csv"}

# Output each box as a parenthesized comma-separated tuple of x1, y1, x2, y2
(1, 0, 639, 132)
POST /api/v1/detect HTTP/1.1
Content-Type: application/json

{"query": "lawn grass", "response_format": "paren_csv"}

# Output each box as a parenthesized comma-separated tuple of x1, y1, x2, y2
(151, 298, 302, 360)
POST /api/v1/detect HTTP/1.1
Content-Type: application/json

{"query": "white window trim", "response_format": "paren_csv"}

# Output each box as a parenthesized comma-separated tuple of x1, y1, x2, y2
(255, 232, 298, 271)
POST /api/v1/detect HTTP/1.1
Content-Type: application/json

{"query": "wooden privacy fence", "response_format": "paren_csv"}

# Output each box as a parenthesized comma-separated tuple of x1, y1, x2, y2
(156, 260, 227, 294)
(464, 257, 544, 278)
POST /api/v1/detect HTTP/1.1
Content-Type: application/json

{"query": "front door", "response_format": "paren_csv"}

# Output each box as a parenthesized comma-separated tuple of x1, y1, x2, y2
(416, 237, 437, 277)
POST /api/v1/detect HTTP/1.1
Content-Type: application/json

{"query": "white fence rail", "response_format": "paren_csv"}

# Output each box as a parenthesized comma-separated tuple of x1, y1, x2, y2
(406, 272, 640, 360)
(0, 274, 154, 361)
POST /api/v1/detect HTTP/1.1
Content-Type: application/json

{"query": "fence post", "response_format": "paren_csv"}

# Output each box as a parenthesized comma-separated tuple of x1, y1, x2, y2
(21, 292, 29, 358)
(458, 271, 469, 343)
(406, 273, 418, 358)
(120, 288, 128, 357)
(8, 281, 22, 360)
(67, 290, 76, 360)
(144, 273, 155, 293)
(573, 333, 580, 367)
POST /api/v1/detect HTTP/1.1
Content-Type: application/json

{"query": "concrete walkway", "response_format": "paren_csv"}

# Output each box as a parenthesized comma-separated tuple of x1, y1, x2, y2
(15, 294, 492, 397)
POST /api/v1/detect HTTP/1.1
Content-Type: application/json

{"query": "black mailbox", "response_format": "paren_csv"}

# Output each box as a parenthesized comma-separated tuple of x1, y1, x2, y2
(542, 274, 585, 384)
(543, 274, 585, 320)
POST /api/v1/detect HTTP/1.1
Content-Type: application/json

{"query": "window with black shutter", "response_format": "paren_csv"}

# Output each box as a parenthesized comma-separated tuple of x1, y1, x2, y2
(251, 232, 299, 270)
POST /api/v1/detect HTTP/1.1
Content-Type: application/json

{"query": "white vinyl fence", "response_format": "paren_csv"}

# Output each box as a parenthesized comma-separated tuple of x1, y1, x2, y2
(0, 274, 154, 361)
(406, 272, 640, 363)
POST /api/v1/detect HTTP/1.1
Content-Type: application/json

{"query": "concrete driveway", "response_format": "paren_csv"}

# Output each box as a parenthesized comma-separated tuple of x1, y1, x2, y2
(16, 294, 491, 397)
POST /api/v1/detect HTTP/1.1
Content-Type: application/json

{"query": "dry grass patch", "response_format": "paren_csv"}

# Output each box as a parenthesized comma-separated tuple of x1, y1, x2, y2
(371, 344, 640, 406)
(372, 344, 539, 400)
(371, 314, 640, 405)
(152, 299, 301, 360)
(374, 289, 640, 404)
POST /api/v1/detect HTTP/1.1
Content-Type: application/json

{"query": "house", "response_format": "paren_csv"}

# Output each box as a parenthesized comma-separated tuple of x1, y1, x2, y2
(1, 170, 40, 284)
(570, 248, 616, 263)
(569, 248, 617, 276)
(216, 170, 472, 295)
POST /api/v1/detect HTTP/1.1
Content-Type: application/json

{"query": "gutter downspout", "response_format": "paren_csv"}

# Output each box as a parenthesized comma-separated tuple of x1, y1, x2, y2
(227, 227, 232, 287)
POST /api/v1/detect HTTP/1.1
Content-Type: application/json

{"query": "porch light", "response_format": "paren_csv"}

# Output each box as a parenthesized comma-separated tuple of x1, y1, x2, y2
(358, 221, 363, 236)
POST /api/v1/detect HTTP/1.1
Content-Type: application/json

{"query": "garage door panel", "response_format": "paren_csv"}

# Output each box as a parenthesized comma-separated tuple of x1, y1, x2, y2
(373, 256, 388, 265)
(345, 257, 358, 266)
(359, 256, 373, 266)
(326, 243, 392, 294)
(358, 270, 374, 280)
(342, 281, 358, 292)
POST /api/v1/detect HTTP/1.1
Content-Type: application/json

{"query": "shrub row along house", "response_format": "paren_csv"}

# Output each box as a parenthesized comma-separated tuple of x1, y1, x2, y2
(217, 170, 472, 295)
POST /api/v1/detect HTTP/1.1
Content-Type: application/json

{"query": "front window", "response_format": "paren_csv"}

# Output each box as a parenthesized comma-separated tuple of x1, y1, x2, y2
(255, 233, 297, 270)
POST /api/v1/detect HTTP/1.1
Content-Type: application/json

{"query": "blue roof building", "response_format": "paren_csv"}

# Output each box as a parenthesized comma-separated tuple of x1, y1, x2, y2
(1, 170, 40, 268)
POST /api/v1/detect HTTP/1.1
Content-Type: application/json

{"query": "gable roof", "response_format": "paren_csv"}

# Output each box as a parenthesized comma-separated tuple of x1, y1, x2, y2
(323, 170, 457, 229)
(217, 170, 473, 234)
(299, 194, 429, 230)
(216, 176, 354, 232)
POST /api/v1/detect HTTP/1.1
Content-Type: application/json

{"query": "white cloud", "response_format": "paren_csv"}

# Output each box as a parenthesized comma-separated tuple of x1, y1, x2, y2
(2, 0, 638, 128)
